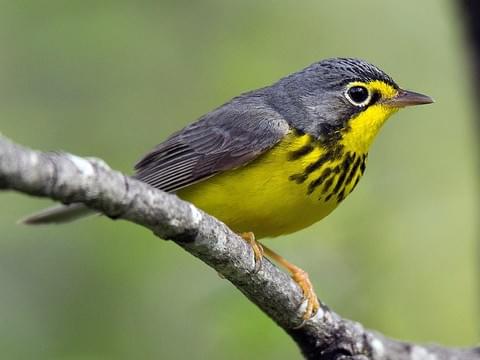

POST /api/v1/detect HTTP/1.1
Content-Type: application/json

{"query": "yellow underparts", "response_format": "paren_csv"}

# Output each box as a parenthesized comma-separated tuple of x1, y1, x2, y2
(178, 80, 399, 238)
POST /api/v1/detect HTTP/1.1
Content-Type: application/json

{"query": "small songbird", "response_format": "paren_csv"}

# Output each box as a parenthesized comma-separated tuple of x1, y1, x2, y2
(23, 58, 434, 319)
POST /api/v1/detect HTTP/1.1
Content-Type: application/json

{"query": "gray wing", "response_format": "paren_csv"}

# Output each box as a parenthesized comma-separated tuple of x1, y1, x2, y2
(134, 100, 290, 192)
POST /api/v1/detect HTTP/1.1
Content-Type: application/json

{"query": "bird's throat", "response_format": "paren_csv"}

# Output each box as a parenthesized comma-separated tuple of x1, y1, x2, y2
(341, 104, 398, 154)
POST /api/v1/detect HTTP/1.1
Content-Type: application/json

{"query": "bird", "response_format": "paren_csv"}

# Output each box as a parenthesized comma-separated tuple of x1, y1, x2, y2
(22, 58, 434, 320)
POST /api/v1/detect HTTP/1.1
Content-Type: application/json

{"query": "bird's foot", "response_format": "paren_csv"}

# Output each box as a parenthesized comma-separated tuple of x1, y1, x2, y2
(261, 244, 320, 322)
(240, 231, 264, 273)
(290, 264, 320, 321)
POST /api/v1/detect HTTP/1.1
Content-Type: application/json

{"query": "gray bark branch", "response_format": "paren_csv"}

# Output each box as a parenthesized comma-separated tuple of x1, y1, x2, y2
(0, 134, 478, 360)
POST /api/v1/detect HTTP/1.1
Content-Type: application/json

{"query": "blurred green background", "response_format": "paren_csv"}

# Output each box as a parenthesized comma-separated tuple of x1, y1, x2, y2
(0, 1, 477, 359)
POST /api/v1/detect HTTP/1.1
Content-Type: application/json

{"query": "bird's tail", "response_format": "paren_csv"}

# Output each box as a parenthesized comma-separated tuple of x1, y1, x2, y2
(19, 203, 95, 225)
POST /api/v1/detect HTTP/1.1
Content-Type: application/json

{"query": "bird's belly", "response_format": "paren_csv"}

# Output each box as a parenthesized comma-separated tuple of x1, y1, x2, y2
(177, 133, 365, 238)
(178, 171, 337, 239)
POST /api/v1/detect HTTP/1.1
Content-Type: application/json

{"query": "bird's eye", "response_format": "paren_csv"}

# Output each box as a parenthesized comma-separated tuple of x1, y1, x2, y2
(345, 85, 371, 106)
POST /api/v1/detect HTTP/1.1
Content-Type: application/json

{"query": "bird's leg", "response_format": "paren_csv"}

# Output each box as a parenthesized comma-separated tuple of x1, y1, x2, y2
(239, 232, 319, 320)
(240, 232, 264, 273)
(261, 243, 320, 321)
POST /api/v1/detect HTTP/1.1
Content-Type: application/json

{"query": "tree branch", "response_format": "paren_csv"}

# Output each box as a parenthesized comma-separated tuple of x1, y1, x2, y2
(0, 134, 478, 360)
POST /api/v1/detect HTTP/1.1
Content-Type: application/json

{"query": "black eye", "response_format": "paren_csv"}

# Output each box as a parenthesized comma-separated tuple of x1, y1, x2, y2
(346, 86, 370, 106)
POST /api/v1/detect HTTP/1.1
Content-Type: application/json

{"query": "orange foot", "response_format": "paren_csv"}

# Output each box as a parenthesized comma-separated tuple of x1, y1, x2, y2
(289, 263, 320, 321)
(240, 231, 264, 273)
(262, 244, 320, 321)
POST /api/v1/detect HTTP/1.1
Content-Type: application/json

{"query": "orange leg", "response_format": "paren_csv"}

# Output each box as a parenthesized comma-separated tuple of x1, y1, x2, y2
(240, 232, 264, 273)
(262, 243, 320, 320)
(239, 231, 319, 321)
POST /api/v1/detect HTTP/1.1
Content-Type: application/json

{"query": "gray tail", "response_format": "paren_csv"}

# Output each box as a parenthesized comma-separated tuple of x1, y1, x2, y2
(19, 203, 95, 225)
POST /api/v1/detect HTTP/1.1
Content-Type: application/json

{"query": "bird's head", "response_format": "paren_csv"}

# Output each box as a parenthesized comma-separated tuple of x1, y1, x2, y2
(273, 58, 433, 153)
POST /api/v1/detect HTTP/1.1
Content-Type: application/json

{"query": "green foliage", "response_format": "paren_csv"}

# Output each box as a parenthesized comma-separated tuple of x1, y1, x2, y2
(0, 0, 476, 359)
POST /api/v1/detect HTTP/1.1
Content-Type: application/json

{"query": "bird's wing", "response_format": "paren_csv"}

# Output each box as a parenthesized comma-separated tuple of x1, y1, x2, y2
(134, 101, 290, 192)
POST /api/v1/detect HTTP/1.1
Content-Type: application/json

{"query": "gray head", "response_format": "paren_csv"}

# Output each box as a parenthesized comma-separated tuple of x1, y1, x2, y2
(262, 58, 432, 144)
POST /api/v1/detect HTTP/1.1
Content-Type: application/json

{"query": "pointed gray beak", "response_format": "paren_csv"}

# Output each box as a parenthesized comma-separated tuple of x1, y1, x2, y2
(383, 89, 434, 107)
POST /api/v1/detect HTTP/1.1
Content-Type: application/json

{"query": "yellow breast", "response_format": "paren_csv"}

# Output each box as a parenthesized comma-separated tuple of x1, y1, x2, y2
(177, 131, 367, 238)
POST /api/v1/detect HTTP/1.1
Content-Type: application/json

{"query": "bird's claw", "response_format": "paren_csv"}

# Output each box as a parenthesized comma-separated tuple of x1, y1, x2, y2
(291, 267, 320, 321)
(240, 231, 264, 273)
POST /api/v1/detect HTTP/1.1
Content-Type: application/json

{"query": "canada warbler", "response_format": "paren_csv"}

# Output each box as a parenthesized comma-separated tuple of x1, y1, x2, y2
(23, 58, 434, 319)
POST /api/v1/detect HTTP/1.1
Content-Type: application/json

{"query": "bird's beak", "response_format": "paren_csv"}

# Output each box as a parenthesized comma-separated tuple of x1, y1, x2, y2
(382, 89, 434, 108)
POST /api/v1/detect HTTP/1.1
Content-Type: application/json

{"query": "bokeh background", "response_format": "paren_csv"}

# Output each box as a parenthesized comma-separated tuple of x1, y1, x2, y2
(0, 1, 478, 359)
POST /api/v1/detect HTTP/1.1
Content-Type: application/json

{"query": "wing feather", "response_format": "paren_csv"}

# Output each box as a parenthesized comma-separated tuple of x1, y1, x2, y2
(134, 99, 289, 192)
